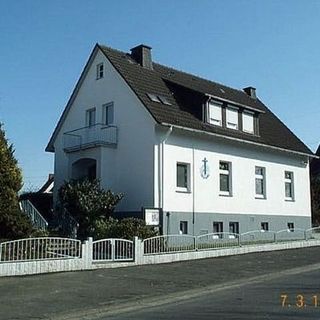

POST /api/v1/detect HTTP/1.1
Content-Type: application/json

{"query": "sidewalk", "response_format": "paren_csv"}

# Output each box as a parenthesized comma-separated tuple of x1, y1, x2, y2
(1, 246, 320, 320)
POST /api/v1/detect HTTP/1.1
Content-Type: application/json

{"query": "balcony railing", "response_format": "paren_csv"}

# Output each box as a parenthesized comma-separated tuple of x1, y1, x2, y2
(63, 124, 117, 152)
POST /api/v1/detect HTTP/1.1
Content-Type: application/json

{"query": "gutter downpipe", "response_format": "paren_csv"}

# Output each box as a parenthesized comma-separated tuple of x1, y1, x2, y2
(160, 125, 173, 234)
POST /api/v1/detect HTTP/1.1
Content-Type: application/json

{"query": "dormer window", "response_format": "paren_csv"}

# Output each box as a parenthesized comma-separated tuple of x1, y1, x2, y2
(243, 111, 254, 134)
(96, 63, 104, 79)
(226, 106, 239, 130)
(208, 101, 222, 126)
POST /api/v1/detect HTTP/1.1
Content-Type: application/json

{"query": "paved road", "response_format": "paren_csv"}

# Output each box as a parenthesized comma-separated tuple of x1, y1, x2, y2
(106, 265, 320, 320)
(1, 247, 320, 319)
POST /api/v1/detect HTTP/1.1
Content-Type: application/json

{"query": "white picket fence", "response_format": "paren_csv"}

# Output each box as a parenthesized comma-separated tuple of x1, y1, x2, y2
(0, 226, 320, 277)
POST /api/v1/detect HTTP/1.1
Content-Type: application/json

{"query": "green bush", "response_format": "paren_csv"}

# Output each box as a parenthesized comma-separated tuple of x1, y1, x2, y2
(93, 217, 158, 240)
(57, 179, 123, 238)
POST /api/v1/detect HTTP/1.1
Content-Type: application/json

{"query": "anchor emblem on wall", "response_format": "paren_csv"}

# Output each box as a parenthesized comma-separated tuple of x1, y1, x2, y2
(200, 157, 210, 179)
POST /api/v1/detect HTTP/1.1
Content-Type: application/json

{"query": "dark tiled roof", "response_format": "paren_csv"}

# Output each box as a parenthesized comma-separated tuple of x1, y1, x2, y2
(100, 45, 313, 155)
(311, 145, 320, 177)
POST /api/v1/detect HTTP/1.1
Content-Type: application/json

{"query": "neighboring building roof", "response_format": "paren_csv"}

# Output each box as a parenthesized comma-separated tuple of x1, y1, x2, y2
(38, 174, 54, 193)
(46, 43, 314, 157)
(311, 145, 320, 177)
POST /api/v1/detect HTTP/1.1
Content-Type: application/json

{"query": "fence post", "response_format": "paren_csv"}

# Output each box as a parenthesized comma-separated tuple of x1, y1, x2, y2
(111, 239, 115, 261)
(274, 232, 277, 243)
(82, 237, 93, 270)
(134, 236, 143, 265)
(194, 236, 197, 251)
(238, 234, 241, 247)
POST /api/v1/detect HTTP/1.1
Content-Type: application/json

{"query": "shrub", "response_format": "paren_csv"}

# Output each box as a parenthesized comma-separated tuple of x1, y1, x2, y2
(93, 217, 158, 240)
(57, 179, 123, 238)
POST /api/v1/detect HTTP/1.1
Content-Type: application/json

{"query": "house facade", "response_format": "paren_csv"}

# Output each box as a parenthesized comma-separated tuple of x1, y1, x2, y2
(46, 43, 314, 235)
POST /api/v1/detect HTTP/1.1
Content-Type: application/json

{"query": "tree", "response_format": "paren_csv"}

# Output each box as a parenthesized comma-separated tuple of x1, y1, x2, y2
(311, 176, 320, 226)
(0, 124, 33, 239)
(57, 179, 124, 239)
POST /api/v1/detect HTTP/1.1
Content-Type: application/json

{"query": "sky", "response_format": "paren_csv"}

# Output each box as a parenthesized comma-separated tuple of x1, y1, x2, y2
(0, 0, 319, 191)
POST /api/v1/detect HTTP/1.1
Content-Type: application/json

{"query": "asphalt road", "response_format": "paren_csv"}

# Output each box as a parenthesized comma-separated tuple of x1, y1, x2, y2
(106, 265, 320, 320)
(1, 246, 320, 319)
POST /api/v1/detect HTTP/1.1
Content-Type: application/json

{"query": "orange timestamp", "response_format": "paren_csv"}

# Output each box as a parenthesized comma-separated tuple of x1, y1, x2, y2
(281, 294, 319, 308)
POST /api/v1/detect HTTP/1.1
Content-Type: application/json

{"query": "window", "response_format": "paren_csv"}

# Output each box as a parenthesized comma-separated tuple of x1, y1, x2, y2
(147, 93, 172, 105)
(287, 222, 294, 232)
(103, 102, 114, 125)
(243, 111, 254, 134)
(158, 95, 172, 105)
(213, 222, 223, 238)
(147, 93, 161, 103)
(255, 166, 266, 198)
(176, 163, 190, 192)
(285, 171, 294, 200)
(261, 222, 269, 232)
(96, 63, 104, 79)
(179, 221, 188, 234)
(208, 101, 222, 126)
(229, 222, 239, 234)
(86, 108, 96, 127)
(226, 107, 239, 130)
(219, 161, 232, 196)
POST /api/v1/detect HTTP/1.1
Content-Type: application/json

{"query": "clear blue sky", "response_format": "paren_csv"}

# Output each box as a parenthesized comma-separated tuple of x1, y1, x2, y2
(0, 0, 319, 191)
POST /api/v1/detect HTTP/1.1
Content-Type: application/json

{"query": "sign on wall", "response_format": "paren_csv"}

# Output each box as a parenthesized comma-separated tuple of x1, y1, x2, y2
(144, 208, 161, 226)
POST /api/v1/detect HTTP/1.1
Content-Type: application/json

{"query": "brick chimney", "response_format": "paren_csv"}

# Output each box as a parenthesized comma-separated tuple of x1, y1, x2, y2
(130, 44, 153, 70)
(243, 86, 257, 99)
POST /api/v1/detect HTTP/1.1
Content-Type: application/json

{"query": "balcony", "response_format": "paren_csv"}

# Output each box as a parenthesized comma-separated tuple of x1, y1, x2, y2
(63, 124, 117, 152)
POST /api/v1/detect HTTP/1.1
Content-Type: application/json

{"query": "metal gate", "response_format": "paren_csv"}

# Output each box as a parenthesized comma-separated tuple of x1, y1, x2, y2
(92, 238, 134, 262)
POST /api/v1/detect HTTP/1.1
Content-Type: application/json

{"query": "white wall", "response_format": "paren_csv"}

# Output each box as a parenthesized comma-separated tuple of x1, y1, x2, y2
(160, 129, 311, 218)
(53, 49, 156, 211)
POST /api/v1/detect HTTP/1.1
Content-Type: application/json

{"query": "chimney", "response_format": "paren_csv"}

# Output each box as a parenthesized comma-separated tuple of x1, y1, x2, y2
(130, 44, 153, 70)
(243, 86, 257, 99)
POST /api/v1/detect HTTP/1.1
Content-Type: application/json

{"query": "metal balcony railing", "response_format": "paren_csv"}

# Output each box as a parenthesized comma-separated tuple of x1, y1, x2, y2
(63, 124, 117, 152)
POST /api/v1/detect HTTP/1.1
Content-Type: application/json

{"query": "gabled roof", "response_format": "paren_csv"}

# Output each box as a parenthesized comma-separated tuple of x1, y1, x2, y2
(46, 43, 314, 157)
(310, 145, 320, 177)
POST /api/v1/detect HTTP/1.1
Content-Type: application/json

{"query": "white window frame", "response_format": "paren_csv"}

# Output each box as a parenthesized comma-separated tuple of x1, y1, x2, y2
(102, 102, 114, 125)
(284, 171, 294, 201)
(219, 161, 232, 196)
(208, 101, 222, 126)
(96, 63, 104, 79)
(226, 106, 239, 130)
(86, 108, 96, 127)
(287, 222, 294, 232)
(176, 162, 191, 193)
(229, 222, 239, 234)
(261, 222, 269, 232)
(179, 221, 188, 235)
(255, 166, 266, 199)
(213, 221, 223, 239)
(242, 111, 255, 134)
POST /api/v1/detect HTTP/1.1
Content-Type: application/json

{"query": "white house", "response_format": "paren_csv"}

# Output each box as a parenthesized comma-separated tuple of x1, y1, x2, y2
(46, 43, 315, 235)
